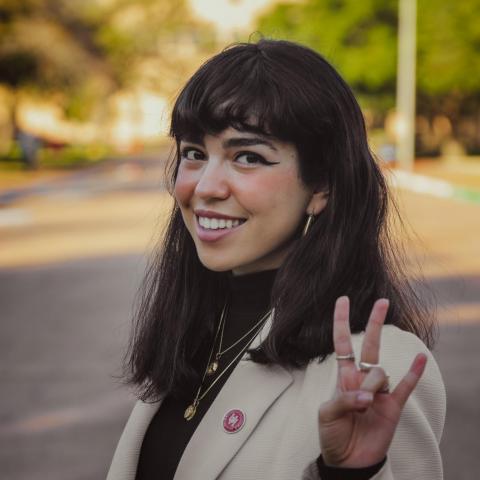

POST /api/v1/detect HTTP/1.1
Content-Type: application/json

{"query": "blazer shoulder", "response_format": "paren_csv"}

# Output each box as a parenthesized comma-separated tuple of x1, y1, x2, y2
(348, 325, 446, 441)
(381, 325, 446, 442)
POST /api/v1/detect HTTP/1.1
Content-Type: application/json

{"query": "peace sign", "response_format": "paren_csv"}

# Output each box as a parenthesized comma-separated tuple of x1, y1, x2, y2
(318, 296, 428, 468)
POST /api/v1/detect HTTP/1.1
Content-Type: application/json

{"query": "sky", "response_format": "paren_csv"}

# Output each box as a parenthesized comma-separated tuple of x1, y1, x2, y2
(188, 0, 280, 39)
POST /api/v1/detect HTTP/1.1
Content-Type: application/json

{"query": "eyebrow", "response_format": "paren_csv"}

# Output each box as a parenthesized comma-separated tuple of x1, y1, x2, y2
(222, 136, 278, 151)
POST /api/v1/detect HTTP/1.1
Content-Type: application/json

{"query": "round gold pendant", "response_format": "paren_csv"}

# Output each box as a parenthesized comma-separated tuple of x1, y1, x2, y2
(206, 360, 219, 375)
(184, 403, 197, 421)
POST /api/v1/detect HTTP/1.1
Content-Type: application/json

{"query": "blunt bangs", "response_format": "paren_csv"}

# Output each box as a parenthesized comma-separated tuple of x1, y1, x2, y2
(170, 41, 330, 149)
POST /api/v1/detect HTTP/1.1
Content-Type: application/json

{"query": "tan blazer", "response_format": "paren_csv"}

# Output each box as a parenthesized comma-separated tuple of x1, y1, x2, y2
(106, 321, 446, 480)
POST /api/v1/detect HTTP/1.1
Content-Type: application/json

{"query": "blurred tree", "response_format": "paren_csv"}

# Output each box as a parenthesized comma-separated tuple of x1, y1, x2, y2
(257, 0, 398, 111)
(416, 0, 480, 152)
(256, 0, 480, 152)
(0, 0, 115, 123)
(0, 0, 214, 159)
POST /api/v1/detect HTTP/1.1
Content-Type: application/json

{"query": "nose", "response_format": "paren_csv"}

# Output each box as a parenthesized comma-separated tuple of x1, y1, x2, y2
(194, 158, 230, 200)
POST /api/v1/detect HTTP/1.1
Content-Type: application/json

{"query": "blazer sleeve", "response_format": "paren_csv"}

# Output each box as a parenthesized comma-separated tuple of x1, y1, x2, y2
(302, 326, 446, 480)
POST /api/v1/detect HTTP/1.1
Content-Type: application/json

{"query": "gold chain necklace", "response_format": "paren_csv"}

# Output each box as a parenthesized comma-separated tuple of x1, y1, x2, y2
(206, 306, 272, 376)
(184, 308, 272, 421)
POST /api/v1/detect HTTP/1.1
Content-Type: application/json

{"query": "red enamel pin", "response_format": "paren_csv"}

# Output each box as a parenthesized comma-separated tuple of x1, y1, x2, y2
(223, 409, 246, 433)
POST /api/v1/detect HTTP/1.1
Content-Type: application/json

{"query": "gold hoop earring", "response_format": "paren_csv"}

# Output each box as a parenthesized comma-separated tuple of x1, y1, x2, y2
(302, 213, 315, 237)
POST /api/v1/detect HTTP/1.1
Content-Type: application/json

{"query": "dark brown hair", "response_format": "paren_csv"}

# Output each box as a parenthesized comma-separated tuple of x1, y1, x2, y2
(125, 39, 435, 401)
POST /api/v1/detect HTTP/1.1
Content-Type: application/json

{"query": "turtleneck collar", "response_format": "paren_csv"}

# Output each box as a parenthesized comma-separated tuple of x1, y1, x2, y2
(226, 269, 277, 316)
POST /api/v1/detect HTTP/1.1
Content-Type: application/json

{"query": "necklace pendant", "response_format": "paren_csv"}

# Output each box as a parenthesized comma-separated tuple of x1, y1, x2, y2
(184, 402, 197, 421)
(207, 359, 219, 376)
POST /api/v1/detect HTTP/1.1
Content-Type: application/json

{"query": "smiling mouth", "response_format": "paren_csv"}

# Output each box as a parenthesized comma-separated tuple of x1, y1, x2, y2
(196, 215, 246, 230)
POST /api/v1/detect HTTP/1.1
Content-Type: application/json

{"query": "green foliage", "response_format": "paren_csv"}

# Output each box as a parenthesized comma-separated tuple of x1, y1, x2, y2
(0, 0, 214, 119)
(0, 141, 23, 168)
(38, 144, 110, 169)
(0, 142, 110, 170)
(417, 0, 480, 96)
(257, 0, 398, 106)
(256, 0, 480, 114)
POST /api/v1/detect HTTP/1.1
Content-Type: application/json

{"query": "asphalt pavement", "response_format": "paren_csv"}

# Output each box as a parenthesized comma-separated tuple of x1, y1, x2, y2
(0, 154, 479, 479)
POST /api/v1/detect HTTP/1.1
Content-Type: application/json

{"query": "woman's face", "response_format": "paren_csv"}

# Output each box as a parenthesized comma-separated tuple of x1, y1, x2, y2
(174, 127, 326, 275)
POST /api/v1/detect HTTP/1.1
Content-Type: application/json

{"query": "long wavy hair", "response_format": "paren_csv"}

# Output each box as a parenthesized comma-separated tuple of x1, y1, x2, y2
(125, 39, 435, 401)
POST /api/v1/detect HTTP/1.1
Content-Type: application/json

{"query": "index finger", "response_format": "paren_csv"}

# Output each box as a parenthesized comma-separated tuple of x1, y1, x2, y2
(333, 296, 356, 386)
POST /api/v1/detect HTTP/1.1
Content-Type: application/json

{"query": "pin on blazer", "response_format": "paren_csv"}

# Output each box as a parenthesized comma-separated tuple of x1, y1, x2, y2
(107, 319, 446, 480)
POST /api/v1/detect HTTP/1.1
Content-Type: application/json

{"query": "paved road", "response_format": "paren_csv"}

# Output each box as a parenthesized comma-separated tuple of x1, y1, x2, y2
(1, 256, 478, 480)
(0, 256, 140, 479)
(0, 158, 479, 479)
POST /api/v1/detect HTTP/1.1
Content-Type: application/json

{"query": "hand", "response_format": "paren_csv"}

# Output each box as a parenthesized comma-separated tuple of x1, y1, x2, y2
(318, 296, 427, 468)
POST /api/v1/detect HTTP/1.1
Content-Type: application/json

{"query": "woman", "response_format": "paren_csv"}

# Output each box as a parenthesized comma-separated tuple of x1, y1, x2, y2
(107, 39, 445, 480)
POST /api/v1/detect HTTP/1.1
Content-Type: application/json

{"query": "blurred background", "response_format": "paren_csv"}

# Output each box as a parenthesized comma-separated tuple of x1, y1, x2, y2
(0, 0, 479, 479)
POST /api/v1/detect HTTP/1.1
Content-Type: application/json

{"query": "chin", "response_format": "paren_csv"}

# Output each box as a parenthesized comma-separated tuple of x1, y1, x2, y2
(196, 253, 238, 273)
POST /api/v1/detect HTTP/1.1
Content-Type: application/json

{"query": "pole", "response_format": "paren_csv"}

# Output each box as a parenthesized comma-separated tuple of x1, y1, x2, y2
(396, 0, 417, 170)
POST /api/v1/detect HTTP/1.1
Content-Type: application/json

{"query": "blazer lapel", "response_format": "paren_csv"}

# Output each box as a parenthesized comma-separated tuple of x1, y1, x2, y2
(106, 399, 163, 480)
(174, 316, 293, 480)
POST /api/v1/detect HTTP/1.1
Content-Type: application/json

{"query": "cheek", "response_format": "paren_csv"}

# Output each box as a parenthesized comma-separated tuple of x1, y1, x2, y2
(174, 167, 196, 206)
(235, 171, 283, 205)
(238, 169, 308, 215)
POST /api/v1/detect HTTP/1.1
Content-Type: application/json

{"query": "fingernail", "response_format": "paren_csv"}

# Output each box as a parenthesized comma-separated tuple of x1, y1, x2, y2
(357, 392, 373, 403)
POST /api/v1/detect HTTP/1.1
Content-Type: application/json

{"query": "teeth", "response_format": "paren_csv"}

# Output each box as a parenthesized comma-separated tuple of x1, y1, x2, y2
(198, 216, 243, 230)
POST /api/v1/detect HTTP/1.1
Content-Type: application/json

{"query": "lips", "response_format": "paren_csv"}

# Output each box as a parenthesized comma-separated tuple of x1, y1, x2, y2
(194, 214, 245, 242)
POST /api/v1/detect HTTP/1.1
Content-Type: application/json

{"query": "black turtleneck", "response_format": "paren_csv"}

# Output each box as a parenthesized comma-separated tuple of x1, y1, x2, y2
(135, 269, 384, 480)
(135, 269, 276, 480)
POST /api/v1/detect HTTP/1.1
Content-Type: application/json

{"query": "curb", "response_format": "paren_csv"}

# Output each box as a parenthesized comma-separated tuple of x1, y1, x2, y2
(388, 170, 480, 205)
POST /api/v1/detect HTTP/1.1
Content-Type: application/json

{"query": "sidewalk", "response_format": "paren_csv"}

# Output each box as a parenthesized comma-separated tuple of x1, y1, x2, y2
(387, 158, 480, 205)
(0, 151, 169, 206)
(0, 169, 71, 191)
(414, 157, 480, 190)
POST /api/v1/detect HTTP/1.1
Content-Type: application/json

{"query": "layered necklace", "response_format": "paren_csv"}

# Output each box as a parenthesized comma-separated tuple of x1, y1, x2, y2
(184, 305, 272, 421)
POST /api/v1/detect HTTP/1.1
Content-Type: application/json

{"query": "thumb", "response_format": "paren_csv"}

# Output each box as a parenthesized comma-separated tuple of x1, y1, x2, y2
(319, 391, 373, 424)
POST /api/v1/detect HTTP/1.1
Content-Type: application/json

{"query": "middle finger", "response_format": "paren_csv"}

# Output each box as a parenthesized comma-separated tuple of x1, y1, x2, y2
(360, 299, 389, 367)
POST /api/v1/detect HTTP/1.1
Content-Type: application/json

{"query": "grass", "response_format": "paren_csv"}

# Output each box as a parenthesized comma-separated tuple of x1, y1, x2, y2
(0, 143, 111, 171)
(0, 143, 112, 190)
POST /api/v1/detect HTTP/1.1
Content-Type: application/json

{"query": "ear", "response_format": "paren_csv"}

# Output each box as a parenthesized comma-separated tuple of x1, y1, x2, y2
(306, 188, 329, 215)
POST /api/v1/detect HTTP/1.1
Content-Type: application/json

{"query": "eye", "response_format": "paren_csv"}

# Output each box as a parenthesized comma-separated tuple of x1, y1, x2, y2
(235, 152, 275, 166)
(180, 147, 205, 161)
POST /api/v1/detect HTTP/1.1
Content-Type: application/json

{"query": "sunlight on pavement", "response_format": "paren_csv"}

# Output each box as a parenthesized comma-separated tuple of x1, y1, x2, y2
(3, 410, 85, 435)
(391, 188, 480, 327)
(0, 191, 173, 268)
(437, 302, 480, 325)
(393, 189, 480, 278)
(0, 208, 32, 227)
(0, 392, 133, 436)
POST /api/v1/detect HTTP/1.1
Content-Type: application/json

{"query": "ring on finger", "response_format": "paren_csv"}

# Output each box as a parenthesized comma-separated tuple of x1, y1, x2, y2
(336, 353, 355, 361)
(359, 361, 381, 372)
